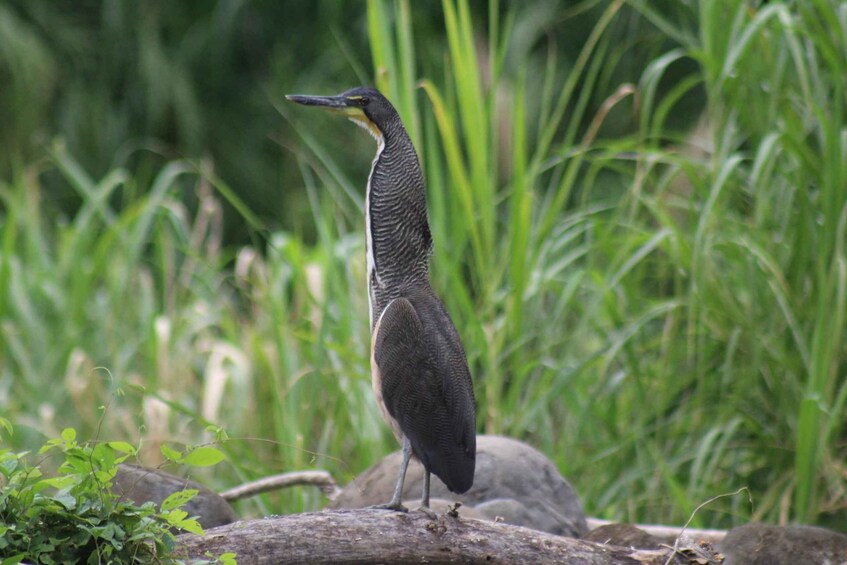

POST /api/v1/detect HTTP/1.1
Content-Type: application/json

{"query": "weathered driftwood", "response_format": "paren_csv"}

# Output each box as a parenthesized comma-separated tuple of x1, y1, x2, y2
(219, 470, 342, 502)
(174, 508, 710, 564)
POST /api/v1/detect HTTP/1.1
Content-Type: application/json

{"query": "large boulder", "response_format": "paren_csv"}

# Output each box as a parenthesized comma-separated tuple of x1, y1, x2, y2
(328, 435, 588, 537)
(719, 523, 847, 565)
(113, 464, 238, 528)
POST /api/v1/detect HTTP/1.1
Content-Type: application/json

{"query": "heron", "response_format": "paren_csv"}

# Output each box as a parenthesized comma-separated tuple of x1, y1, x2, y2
(287, 87, 476, 512)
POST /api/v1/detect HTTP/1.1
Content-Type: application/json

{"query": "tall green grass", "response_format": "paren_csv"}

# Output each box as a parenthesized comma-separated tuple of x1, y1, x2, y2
(1, 0, 845, 529)
(343, 0, 847, 527)
(0, 146, 381, 516)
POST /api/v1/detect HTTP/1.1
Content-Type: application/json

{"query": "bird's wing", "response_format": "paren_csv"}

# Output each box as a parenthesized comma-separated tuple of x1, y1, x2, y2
(372, 296, 475, 493)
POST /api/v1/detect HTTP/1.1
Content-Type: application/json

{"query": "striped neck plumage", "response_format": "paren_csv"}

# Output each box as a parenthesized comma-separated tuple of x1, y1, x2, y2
(354, 117, 433, 329)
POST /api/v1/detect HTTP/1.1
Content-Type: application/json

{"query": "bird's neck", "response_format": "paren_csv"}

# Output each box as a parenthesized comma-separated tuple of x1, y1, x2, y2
(365, 125, 433, 328)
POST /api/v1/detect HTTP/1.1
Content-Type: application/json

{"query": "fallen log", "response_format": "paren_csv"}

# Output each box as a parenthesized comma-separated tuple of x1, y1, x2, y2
(174, 508, 716, 564)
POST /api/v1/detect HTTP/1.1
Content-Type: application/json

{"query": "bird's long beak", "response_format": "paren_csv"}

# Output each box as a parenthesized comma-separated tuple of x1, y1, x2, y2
(286, 94, 351, 110)
(286, 92, 379, 139)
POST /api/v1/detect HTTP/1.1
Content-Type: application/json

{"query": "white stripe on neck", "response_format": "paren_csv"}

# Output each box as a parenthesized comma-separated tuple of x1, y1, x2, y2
(350, 117, 386, 329)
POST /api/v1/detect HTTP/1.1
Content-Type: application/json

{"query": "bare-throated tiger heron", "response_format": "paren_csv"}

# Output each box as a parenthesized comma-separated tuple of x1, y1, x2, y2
(287, 87, 476, 511)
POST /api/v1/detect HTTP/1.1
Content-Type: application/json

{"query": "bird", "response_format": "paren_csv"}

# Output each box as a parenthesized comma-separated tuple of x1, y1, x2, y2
(287, 86, 476, 512)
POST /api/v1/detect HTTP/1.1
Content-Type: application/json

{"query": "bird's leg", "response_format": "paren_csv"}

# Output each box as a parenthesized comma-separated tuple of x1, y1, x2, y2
(372, 436, 412, 512)
(414, 469, 437, 518)
(421, 470, 431, 508)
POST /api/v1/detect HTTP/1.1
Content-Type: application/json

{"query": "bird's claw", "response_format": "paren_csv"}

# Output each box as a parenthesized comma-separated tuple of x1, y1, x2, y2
(414, 505, 437, 519)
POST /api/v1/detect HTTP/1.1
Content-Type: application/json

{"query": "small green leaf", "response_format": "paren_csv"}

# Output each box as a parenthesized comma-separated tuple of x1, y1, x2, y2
(94, 468, 117, 483)
(165, 509, 188, 524)
(41, 475, 77, 489)
(39, 439, 61, 454)
(160, 444, 183, 463)
(26, 467, 44, 481)
(0, 417, 13, 437)
(92, 443, 117, 468)
(53, 491, 77, 510)
(61, 428, 76, 443)
(182, 446, 225, 467)
(205, 425, 229, 443)
(92, 522, 116, 541)
(0, 455, 19, 475)
(175, 517, 204, 535)
(160, 489, 198, 511)
(107, 441, 136, 454)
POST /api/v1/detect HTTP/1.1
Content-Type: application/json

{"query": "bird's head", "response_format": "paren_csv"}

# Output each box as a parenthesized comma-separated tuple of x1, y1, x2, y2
(286, 86, 398, 142)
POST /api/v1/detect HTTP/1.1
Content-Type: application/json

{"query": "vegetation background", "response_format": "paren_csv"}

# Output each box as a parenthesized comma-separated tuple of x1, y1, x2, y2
(1, 0, 845, 531)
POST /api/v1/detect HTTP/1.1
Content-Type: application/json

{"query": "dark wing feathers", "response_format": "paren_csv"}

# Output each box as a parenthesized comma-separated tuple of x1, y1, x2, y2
(372, 291, 476, 494)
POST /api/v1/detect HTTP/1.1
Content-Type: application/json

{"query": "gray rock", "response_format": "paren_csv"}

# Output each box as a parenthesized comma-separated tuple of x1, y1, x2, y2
(113, 464, 238, 528)
(719, 523, 847, 565)
(583, 523, 665, 550)
(474, 498, 542, 529)
(328, 435, 588, 537)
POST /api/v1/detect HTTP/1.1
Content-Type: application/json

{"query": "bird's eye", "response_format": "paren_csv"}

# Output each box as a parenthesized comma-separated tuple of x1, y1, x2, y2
(360, 97, 370, 106)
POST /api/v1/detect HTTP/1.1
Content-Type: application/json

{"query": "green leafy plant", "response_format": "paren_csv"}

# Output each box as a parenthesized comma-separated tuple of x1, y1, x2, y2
(0, 427, 226, 564)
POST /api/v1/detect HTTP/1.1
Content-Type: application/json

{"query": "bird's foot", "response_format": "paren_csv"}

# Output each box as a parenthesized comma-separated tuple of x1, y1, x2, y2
(414, 505, 437, 519)
(370, 502, 409, 513)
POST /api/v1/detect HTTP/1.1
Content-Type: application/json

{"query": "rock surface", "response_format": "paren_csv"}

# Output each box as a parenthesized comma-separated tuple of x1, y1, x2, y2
(113, 464, 238, 528)
(719, 523, 847, 565)
(328, 434, 588, 537)
(583, 523, 667, 549)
